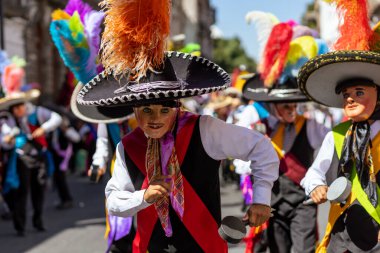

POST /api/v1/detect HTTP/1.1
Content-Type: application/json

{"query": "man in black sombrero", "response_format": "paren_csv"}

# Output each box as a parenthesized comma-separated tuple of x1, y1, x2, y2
(72, 0, 279, 252)
(300, 0, 380, 252)
(242, 19, 329, 252)
(0, 61, 62, 236)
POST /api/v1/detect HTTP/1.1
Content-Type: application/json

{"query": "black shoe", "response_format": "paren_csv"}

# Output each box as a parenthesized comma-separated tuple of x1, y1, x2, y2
(33, 219, 46, 232)
(34, 225, 46, 232)
(55, 201, 73, 210)
(16, 230, 25, 237)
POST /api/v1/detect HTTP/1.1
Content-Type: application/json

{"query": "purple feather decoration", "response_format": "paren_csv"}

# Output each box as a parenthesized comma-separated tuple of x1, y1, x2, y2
(84, 10, 105, 73)
(65, 0, 92, 24)
(292, 25, 319, 39)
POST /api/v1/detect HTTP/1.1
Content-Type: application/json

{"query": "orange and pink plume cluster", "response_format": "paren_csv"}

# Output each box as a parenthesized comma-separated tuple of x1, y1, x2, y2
(2, 65, 25, 94)
(1, 55, 27, 95)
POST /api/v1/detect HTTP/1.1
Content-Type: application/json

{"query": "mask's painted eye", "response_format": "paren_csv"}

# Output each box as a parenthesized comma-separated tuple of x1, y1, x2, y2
(161, 108, 170, 113)
(343, 93, 349, 99)
(142, 107, 152, 113)
(356, 91, 364, 97)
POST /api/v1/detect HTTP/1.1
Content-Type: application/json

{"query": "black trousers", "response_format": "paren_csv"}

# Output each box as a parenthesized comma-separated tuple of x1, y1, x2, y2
(53, 154, 72, 203)
(267, 201, 317, 253)
(327, 201, 380, 253)
(8, 157, 46, 232)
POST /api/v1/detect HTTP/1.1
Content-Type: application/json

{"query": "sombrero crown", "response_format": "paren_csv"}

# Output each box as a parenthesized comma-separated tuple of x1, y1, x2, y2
(243, 11, 328, 103)
(298, 0, 380, 108)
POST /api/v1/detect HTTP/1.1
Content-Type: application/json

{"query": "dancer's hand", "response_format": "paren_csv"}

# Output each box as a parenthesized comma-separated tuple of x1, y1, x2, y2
(144, 176, 172, 204)
(244, 204, 272, 227)
(310, 185, 328, 204)
(88, 166, 105, 182)
(3, 135, 14, 144)
(32, 127, 45, 138)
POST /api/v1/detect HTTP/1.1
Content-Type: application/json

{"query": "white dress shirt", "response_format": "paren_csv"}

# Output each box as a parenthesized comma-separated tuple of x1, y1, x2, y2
(91, 123, 110, 169)
(301, 120, 380, 196)
(105, 115, 280, 217)
(235, 105, 260, 129)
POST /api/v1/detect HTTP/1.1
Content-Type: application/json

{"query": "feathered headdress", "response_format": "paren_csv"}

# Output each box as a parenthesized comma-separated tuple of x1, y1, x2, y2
(99, 0, 171, 80)
(50, 0, 104, 83)
(247, 11, 324, 87)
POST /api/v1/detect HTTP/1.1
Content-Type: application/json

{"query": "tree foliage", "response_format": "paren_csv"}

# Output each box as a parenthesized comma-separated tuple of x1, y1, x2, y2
(212, 37, 256, 73)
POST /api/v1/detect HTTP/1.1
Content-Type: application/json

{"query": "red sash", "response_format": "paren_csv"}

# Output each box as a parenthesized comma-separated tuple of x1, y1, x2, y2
(28, 123, 48, 148)
(122, 115, 227, 253)
(279, 154, 307, 185)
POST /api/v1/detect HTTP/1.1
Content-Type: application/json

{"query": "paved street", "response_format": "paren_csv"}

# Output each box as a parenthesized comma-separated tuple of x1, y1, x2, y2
(0, 174, 329, 253)
(0, 175, 107, 253)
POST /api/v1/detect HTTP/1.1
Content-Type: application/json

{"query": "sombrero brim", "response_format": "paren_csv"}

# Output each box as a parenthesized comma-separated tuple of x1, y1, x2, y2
(242, 75, 308, 103)
(70, 83, 133, 124)
(298, 50, 380, 108)
(0, 89, 40, 111)
(77, 51, 230, 108)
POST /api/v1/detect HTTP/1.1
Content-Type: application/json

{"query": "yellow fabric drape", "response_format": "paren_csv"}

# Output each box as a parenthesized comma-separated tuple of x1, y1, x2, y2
(270, 116, 306, 159)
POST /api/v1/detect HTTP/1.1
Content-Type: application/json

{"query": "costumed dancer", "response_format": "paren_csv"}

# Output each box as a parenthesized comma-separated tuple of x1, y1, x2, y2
(49, 107, 81, 209)
(50, 1, 136, 252)
(242, 12, 330, 253)
(0, 58, 62, 236)
(300, 0, 380, 252)
(72, 0, 280, 252)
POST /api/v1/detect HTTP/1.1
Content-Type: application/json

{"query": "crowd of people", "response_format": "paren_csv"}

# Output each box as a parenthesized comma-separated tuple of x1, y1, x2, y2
(1, 0, 380, 253)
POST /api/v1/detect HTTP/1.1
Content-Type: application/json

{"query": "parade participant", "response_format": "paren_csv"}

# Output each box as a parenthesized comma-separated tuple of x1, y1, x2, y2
(243, 76, 328, 253)
(300, 0, 380, 252)
(73, 0, 279, 252)
(0, 60, 62, 236)
(49, 108, 80, 209)
(242, 15, 330, 253)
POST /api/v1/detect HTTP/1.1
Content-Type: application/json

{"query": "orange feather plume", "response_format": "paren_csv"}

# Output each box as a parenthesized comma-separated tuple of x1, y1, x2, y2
(100, 0, 171, 80)
(330, 0, 371, 51)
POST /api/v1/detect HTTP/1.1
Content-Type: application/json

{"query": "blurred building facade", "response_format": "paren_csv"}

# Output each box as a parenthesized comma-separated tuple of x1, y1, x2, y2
(171, 0, 215, 59)
(2, 0, 215, 102)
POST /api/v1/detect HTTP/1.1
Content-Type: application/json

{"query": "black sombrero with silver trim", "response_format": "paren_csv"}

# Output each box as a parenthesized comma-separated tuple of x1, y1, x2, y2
(71, 83, 133, 123)
(242, 74, 308, 103)
(76, 51, 230, 119)
(298, 50, 380, 108)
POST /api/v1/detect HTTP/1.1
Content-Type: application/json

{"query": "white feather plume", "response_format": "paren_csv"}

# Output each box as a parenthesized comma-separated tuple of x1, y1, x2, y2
(245, 11, 280, 61)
